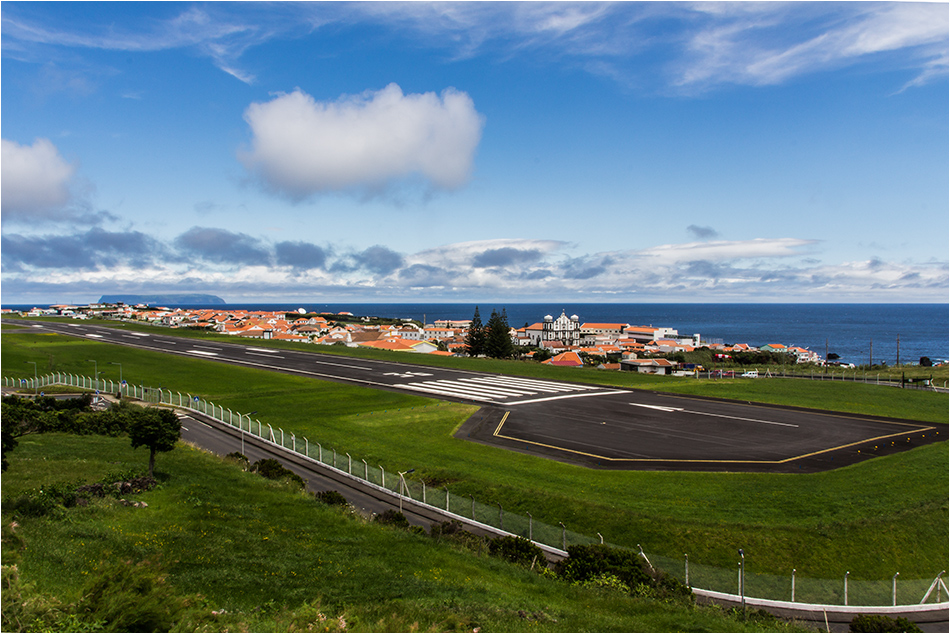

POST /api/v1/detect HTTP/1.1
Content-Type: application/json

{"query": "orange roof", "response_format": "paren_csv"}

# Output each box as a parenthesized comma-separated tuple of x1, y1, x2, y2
(542, 351, 584, 366)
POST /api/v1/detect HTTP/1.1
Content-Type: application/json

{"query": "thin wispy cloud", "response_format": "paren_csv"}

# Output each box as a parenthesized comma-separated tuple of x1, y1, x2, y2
(2, 3, 943, 90)
(675, 2, 948, 90)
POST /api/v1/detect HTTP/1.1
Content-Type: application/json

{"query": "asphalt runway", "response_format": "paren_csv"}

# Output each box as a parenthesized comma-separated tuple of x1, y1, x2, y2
(14, 319, 947, 473)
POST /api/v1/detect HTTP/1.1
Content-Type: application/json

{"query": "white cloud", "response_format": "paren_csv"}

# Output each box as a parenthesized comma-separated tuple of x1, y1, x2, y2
(676, 3, 948, 89)
(635, 238, 816, 265)
(239, 84, 485, 199)
(3, 231, 946, 303)
(1, 138, 78, 221)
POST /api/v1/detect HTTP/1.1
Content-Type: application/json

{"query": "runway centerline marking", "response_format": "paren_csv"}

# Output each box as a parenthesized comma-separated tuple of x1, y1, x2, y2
(630, 403, 799, 428)
(246, 351, 285, 359)
(507, 390, 628, 405)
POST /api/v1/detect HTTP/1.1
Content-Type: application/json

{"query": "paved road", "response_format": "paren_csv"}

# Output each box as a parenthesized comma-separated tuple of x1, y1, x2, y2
(13, 319, 946, 472)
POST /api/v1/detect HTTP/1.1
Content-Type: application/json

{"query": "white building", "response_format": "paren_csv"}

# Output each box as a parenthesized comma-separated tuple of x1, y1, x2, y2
(541, 311, 581, 347)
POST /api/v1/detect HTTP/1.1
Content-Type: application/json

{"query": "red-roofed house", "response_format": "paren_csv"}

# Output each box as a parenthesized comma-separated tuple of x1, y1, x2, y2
(542, 351, 584, 367)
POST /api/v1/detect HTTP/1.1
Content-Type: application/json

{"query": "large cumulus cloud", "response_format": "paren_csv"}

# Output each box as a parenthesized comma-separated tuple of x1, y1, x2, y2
(239, 84, 485, 199)
(1, 138, 78, 221)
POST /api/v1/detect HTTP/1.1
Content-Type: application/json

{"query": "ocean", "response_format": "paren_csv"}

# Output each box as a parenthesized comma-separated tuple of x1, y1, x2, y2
(6, 302, 947, 366)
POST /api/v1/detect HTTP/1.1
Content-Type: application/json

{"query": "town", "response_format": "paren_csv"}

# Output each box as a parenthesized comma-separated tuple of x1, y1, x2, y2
(7, 302, 823, 374)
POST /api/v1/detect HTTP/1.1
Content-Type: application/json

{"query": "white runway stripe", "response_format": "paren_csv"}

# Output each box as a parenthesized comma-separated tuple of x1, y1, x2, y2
(400, 383, 495, 401)
(462, 376, 584, 393)
(395, 375, 606, 402)
(422, 380, 530, 398)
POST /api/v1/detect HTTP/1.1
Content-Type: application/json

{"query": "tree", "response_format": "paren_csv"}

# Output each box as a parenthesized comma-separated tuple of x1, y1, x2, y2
(485, 308, 515, 359)
(464, 306, 485, 357)
(920, 356, 932, 367)
(129, 407, 181, 477)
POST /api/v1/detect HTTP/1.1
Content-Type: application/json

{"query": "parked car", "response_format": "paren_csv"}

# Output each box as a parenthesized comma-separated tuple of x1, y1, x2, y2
(741, 370, 759, 378)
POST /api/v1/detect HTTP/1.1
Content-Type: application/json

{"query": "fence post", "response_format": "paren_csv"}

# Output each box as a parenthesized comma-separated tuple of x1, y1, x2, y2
(527, 512, 533, 541)
(422, 481, 426, 505)
(292, 433, 296, 453)
(279, 428, 284, 446)
(685, 554, 689, 586)
(498, 503, 503, 530)
(346, 453, 351, 474)
(845, 571, 849, 606)
(318, 443, 322, 462)
(597, 532, 604, 544)
(332, 449, 336, 468)
(893, 572, 900, 606)
(362, 459, 368, 480)
(445, 488, 449, 512)
(305, 437, 309, 457)
(380, 466, 385, 488)
(791, 569, 796, 602)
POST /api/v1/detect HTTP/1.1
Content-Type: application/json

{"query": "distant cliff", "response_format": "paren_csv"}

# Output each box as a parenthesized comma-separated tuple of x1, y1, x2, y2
(98, 294, 226, 306)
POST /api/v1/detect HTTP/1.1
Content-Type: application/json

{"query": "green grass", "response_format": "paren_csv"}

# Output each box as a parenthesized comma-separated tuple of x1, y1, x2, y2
(3, 330, 948, 584)
(2, 434, 803, 632)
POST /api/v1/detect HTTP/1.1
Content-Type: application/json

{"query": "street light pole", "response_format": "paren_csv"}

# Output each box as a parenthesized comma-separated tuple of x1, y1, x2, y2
(398, 469, 415, 513)
(739, 549, 746, 616)
(26, 361, 38, 395)
(110, 362, 123, 395)
(86, 359, 98, 389)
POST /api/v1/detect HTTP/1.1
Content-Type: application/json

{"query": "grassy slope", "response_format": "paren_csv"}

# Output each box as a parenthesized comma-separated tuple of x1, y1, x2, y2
(2, 435, 799, 633)
(2, 329, 947, 581)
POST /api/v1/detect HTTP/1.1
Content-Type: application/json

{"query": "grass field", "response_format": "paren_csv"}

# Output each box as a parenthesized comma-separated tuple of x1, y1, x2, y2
(2, 435, 811, 632)
(2, 326, 947, 587)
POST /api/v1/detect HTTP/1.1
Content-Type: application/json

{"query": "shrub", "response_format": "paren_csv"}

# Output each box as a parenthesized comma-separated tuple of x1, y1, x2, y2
(850, 614, 923, 633)
(250, 458, 305, 489)
(374, 509, 410, 528)
(555, 544, 652, 590)
(488, 535, 545, 567)
(7, 482, 81, 519)
(314, 490, 349, 506)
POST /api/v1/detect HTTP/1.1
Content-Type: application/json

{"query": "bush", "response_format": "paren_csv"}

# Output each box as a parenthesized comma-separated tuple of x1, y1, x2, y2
(850, 614, 923, 633)
(555, 544, 652, 590)
(314, 490, 349, 506)
(374, 509, 410, 528)
(7, 482, 81, 519)
(488, 535, 545, 567)
(250, 458, 305, 489)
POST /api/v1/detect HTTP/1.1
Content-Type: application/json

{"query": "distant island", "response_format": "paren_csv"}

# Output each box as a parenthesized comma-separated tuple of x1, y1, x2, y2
(97, 294, 226, 306)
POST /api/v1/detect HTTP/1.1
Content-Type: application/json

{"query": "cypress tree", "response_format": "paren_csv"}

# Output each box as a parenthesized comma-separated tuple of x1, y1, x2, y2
(485, 308, 515, 359)
(465, 306, 485, 357)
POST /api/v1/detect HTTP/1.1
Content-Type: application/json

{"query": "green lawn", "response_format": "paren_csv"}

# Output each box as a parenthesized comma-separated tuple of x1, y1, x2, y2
(2, 435, 803, 632)
(3, 329, 947, 587)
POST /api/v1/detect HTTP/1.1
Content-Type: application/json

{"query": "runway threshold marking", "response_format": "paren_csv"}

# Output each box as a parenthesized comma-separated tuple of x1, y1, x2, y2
(630, 403, 799, 428)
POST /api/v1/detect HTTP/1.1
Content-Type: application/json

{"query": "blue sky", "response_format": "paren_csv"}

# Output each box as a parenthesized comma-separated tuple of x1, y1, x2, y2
(2, 1, 948, 305)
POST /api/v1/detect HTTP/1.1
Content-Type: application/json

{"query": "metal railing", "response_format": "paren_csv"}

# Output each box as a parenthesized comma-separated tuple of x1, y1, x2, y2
(4, 372, 948, 611)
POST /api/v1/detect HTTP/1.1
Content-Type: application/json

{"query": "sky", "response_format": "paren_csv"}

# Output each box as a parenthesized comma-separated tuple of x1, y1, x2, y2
(2, 1, 948, 305)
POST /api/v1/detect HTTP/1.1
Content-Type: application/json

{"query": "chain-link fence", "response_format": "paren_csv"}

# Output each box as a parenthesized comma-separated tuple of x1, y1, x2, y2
(5, 373, 948, 608)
